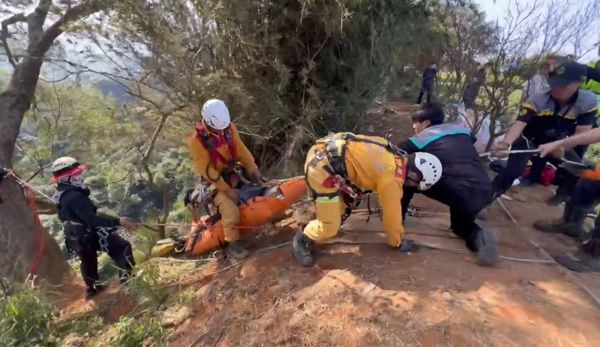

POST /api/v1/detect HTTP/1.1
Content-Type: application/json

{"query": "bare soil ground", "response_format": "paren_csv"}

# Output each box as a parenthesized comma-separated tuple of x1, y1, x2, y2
(57, 101, 600, 346)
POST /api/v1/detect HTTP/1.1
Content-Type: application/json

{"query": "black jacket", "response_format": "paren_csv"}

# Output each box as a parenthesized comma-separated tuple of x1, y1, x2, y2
(398, 124, 491, 191)
(57, 184, 120, 228)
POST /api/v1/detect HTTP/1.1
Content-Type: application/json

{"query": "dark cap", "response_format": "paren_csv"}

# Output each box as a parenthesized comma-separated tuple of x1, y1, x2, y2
(548, 62, 587, 88)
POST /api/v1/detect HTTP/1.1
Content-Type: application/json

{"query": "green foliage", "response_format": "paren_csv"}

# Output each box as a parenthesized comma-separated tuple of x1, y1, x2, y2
(0, 287, 55, 347)
(109, 315, 165, 347)
(126, 261, 169, 308)
(54, 314, 104, 343)
(131, 227, 162, 264)
(109, 0, 433, 168)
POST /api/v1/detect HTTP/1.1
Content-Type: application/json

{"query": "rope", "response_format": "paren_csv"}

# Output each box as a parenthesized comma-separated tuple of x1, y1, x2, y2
(497, 199, 600, 310)
(9, 174, 57, 204)
(479, 149, 541, 158)
(322, 238, 555, 264)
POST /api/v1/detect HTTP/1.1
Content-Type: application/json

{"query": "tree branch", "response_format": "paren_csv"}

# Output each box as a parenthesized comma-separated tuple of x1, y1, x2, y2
(0, 12, 27, 67)
(33, 0, 117, 58)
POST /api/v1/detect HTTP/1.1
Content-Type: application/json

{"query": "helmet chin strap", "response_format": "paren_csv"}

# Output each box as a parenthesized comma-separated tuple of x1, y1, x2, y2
(60, 173, 86, 188)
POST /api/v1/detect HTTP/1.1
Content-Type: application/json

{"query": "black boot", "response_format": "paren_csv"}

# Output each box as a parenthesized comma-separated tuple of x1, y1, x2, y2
(292, 229, 315, 267)
(226, 241, 250, 260)
(533, 205, 587, 240)
(546, 193, 569, 206)
(554, 250, 600, 273)
(474, 228, 498, 266)
(85, 283, 107, 300)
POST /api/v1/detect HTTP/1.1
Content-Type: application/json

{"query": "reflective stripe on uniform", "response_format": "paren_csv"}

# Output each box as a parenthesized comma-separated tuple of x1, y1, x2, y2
(315, 196, 340, 203)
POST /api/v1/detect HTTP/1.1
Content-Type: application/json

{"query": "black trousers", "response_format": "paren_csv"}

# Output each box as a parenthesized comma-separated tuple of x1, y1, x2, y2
(416, 82, 433, 104)
(69, 232, 135, 288)
(569, 179, 600, 215)
(492, 136, 582, 199)
(566, 179, 600, 238)
(402, 178, 492, 251)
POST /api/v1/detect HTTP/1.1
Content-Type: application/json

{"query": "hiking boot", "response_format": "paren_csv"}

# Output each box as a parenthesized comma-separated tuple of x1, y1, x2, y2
(554, 250, 600, 273)
(85, 284, 107, 300)
(546, 193, 568, 206)
(533, 219, 582, 239)
(474, 228, 498, 266)
(292, 229, 315, 267)
(226, 241, 250, 260)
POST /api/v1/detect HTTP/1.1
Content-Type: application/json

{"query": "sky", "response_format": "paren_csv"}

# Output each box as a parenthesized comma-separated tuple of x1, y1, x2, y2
(475, 0, 599, 63)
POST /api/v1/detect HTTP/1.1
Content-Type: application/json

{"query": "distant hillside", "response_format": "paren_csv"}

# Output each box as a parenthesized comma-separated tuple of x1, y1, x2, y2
(94, 79, 133, 104)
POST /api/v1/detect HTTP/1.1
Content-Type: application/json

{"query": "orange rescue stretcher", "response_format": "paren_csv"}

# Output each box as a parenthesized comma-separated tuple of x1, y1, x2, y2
(151, 177, 307, 258)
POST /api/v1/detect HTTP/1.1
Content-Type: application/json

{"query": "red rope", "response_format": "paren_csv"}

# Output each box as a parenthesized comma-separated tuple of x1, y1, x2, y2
(22, 185, 46, 277)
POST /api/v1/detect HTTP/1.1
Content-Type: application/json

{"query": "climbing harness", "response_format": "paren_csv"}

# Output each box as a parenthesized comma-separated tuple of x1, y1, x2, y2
(307, 133, 406, 200)
(195, 123, 237, 167)
(96, 227, 111, 253)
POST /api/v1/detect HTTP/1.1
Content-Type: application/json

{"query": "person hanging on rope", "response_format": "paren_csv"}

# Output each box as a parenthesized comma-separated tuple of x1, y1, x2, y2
(292, 132, 442, 266)
(397, 104, 498, 266)
(52, 157, 139, 299)
(188, 99, 263, 260)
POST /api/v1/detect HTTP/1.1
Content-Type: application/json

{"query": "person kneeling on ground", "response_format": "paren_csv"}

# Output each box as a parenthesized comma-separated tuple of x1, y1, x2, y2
(534, 128, 600, 272)
(397, 104, 498, 266)
(188, 99, 263, 260)
(292, 132, 442, 267)
(52, 157, 139, 299)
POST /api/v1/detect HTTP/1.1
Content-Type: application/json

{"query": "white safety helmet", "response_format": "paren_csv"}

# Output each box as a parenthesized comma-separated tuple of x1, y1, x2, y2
(51, 156, 88, 183)
(201, 99, 231, 130)
(413, 152, 442, 190)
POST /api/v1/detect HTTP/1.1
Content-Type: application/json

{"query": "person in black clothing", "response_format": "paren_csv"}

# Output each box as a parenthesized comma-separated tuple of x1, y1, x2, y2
(51, 157, 139, 299)
(462, 66, 487, 109)
(397, 104, 498, 266)
(489, 62, 597, 203)
(416, 62, 438, 105)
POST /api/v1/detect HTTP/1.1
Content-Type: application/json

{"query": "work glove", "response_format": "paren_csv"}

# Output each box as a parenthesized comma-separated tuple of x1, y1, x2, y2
(490, 141, 511, 158)
(249, 169, 265, 184)
(398, 239, 420, 253)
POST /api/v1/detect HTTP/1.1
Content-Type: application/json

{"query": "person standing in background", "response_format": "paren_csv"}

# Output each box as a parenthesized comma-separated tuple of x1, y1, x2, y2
(416, 62, 438, 105)
(462, 64, 488, 110)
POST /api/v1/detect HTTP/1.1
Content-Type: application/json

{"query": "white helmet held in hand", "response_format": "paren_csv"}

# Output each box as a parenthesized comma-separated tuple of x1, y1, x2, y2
(201, 99, 231, 130)
(413, 152, 442, 190)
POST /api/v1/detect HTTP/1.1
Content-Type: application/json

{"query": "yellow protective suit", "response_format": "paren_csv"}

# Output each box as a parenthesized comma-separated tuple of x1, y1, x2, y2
(188, 123, 259, 242)
(303, 133, 406, 247)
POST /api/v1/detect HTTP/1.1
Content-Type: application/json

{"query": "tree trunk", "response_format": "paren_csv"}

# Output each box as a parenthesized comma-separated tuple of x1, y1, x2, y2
(0, 178, 69, 285)
(0, 0, 117, 287)
(0, 83, 70, 286)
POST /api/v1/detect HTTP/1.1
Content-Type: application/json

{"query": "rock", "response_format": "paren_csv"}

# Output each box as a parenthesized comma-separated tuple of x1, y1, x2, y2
(161, 306, 192, 328)
(442, 292, 453, 301)
(62, 333, 85, 347)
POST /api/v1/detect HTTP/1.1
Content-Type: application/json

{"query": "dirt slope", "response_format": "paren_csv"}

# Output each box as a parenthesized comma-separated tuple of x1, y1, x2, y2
(60, 101, 600, 346)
